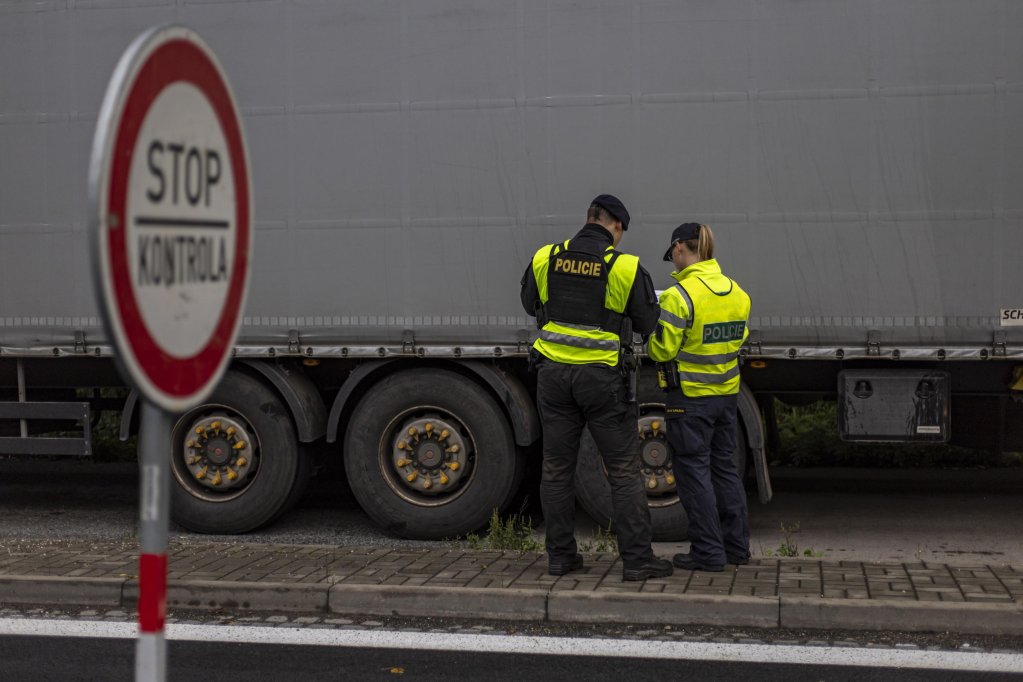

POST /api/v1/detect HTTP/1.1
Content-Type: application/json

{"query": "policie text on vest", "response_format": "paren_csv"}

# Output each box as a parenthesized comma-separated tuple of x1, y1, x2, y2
(553, 257, 602, 277)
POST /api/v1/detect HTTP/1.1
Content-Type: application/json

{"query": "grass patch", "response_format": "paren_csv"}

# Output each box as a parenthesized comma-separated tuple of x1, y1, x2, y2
(760, 521, 824, 558)
(579, 522, 617, 553)
(457, 508, 543, 553)
(772, 400, 1022, 468)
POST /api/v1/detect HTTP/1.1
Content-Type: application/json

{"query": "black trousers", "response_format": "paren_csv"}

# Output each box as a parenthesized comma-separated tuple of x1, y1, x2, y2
(535, 361, 654, 565)
(666, 393, 750, 565)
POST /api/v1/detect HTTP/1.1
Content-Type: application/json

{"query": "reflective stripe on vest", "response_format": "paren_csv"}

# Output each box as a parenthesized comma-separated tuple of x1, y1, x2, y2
(539, 329, 620, 351)
(676, 349, 740, 365)
(678, 365, 741, 384)
(531, 241, 639, 366)
(659, 308, 689, 330)
(673, 283, 694, 328)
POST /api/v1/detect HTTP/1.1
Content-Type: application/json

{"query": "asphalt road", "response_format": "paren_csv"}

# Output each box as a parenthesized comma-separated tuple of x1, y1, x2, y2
(0, 458, 1021, 564)
(1, 632, 1019, 682)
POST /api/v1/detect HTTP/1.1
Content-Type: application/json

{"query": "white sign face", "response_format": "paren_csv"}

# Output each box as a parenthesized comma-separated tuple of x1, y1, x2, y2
(127, 83, 236, 358)
(1001, 310, 1023, 327)
(90, 26, 252, 412)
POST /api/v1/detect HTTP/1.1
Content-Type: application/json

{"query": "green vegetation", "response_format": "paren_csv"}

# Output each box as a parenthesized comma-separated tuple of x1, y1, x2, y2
(772, 400, 1022, 468)
(459, 508, 544, 553)
(761, 521, 824, 559)
(579, 522, 617, 553)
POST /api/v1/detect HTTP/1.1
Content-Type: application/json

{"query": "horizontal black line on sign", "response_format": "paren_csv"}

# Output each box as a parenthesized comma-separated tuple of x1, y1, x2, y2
(134, 217, 229, 229)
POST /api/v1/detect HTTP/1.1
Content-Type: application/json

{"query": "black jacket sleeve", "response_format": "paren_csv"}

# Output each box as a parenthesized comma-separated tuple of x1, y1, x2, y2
(625, 263, 660, 338)
(520, 263, 541, 318)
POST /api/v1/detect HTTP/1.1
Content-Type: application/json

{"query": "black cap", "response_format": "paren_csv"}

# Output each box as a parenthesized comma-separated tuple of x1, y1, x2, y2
(663, 222, 702, 261)
(591, 194, 630, 231)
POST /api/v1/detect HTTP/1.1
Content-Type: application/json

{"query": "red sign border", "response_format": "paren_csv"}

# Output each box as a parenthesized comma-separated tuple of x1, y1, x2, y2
(101, 35, 250, 403)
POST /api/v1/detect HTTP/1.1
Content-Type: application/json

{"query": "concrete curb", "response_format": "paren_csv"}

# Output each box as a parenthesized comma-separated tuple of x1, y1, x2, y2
(548, 591, 779, 628)
(780, 597, 1023, 636)
(328, 585, 548, 622)
(3, 574, 1023, 637)
(123, 580, 330, 613)
(0, 575, 125, 607)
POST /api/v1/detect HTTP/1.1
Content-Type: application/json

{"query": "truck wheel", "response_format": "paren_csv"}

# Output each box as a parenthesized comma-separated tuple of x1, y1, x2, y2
(575, 384, 748, 542)
(169, 370, 300, 534)
(343, 368, 521, 540)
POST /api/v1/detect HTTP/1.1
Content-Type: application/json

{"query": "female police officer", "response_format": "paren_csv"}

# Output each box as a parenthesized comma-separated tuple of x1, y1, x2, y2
(647, 223, 752, 572)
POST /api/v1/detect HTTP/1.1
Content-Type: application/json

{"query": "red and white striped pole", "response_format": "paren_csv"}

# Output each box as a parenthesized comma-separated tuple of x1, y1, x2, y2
(136, 401, 172, 682)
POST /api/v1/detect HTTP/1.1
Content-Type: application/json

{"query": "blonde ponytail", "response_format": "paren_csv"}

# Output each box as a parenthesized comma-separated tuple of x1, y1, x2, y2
(682, 224, 715, 261)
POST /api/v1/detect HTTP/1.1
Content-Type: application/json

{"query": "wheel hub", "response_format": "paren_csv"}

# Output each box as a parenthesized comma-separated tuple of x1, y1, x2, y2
(637, 415, 676, 496)
(182, 416, 255, 491)
(391, 418, 469, 495)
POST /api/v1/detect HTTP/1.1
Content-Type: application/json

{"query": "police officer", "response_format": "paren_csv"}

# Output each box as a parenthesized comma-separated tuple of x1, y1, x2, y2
(648, 223, 752, 572)
(520, 194, 673, 581)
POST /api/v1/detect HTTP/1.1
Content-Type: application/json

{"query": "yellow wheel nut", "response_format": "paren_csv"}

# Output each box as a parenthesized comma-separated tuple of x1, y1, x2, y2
(439, 473, 449, 485)
(194, 426, 204, 435)
(651, 420, 661, 434)
(446, 444, 460, 454)
(665, 475, 676, 486)
(233, 441, 247, 450)
(187, 455, 202, 466)
(226, 427, 236, 437)
(647, 477, 657, 490)
(408, 427, 417, 437)
(438, 429, 450, 441)
(397, 458, 412, 468)
(446, 461, 460, 471)
(211, 470, 222, 486)
(424, 422, 434, 433)
(226, 468, 238, 481)
(397, 441, 410, 451)
(423, 478, 433, 490)
(236, 457, 247, 467)
(406, 471, 418, 483)
(210, 421, 222, 431)
(196, 465, 208, 480)
(186, 440, 197, 449)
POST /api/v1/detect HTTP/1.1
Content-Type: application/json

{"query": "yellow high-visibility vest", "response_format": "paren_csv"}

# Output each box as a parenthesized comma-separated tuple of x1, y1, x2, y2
(531, 240, 639, 367)
(648, 259, 750, 396)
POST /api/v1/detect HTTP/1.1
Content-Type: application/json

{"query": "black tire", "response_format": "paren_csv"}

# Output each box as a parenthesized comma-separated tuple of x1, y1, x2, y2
(575, 375, 748, 542)
(169, 371, 300, 534)
(343, 368, 522, 540)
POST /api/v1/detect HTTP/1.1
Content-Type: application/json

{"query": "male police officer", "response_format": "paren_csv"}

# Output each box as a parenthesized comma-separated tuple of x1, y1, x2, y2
(520, 195, 673, 581)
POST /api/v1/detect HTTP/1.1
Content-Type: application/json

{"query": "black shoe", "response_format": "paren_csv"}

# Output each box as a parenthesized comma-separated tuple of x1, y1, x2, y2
(672, 553, 725, 572)
(622, 557, 673, 581)
(548, 554, 584, 576)
(727, 553, 751, 566)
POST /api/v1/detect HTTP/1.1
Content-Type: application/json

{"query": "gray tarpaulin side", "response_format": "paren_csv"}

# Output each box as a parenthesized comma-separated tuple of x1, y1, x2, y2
(2, 1, 1021, 350)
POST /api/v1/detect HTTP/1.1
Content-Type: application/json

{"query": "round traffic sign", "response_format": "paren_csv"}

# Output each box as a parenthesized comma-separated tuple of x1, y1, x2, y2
(89, 25, 252, 413)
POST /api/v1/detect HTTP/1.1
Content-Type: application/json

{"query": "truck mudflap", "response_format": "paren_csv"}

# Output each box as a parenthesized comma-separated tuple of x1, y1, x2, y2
(737, 383, 772, 504)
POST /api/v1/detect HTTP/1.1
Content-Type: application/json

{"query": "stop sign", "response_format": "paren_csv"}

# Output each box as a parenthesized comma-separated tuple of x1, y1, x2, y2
(89, 25, 252, 413)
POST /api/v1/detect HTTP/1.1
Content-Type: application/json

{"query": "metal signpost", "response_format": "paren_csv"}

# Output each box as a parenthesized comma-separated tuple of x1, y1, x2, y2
(88, 26, 252, 682)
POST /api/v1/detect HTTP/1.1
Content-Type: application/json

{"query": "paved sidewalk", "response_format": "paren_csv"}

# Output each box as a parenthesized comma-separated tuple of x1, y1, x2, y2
(0, 540, 1021, 635)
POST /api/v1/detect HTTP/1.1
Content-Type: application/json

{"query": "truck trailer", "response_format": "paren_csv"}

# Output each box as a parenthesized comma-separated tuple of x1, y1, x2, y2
(2, 0, 1021, 540)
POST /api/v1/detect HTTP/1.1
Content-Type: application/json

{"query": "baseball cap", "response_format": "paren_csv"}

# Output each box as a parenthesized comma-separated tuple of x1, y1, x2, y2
(662, 222, 702, 261)
(591, 194, 630, 231)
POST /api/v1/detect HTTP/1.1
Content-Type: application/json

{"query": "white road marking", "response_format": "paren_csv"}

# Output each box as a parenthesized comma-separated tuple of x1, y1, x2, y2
(0, 618, 1019, 673)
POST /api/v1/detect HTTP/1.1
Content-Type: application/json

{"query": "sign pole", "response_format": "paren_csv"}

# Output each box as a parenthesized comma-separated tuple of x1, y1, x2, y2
(136, 401, 172, 682)
(89, 25, 252, 681)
